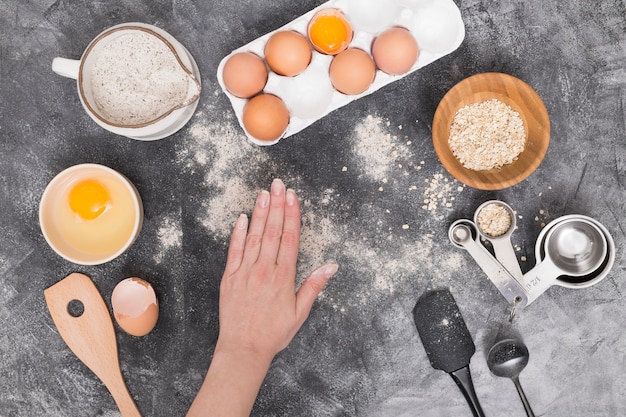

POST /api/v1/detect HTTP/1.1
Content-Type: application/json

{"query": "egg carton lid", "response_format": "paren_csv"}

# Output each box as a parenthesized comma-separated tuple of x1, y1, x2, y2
(217, 0, 466, 146)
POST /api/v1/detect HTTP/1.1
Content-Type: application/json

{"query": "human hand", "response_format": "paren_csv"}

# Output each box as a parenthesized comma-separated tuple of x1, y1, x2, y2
(216, 179, 338, 362)
(186, 179, 337, 417)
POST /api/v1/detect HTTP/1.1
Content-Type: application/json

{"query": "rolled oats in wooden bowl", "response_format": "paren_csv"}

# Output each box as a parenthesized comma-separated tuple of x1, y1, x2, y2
(432, 72, 550, 190)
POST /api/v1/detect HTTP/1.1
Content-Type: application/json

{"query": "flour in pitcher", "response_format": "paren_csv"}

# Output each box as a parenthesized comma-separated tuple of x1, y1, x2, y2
(91, 31, 193, 125)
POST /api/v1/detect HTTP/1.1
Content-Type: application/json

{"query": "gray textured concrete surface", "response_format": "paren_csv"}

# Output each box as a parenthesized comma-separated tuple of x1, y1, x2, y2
(1, 0, 625, 416)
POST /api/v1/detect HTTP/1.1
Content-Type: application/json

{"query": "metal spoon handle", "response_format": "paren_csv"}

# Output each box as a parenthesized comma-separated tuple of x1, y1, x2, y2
(512, 376, 535, 417)
(474, 200, 523, 280)
(450, 222, 528, 307)
(491, 238, 523, 280)
(522, 259, 559, 304)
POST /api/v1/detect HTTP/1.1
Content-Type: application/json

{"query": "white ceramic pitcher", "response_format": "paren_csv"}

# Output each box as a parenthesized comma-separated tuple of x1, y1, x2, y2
(52, 22, 201, 141)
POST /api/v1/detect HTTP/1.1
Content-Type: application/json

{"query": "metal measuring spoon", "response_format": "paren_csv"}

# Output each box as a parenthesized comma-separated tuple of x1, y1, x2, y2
(487, 339, 535, 417)
(522, 218, 607, 303)
(474, 201, 523, 280)
(449, 220, 528, 308)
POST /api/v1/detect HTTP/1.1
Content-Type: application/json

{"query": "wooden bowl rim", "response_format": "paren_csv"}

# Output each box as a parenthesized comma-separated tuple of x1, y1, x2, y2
(432, 72, 550, 190)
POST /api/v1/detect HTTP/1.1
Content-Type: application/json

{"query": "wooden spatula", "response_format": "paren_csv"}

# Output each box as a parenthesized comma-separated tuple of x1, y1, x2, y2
(44, 273, 142, 417)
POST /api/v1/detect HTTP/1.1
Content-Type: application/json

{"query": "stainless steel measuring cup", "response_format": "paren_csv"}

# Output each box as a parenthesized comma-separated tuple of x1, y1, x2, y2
(449, 219, 528, 308)
(535, 214, 615, 289)
(473, 200, 523, 280)
(523, 215, 611, 304)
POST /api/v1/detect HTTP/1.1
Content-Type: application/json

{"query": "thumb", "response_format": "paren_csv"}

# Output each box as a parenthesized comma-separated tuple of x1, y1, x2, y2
(295, 263, 338, 323)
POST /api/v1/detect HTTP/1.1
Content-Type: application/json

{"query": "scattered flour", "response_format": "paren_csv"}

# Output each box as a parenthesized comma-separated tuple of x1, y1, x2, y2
(179, 104, 269, 238)
(175, 108, 468, 312)
(201, 176, 257, 238)
(178, 104, 344, 275)
(155, 214, 183, 263)
(298, 210, 342, 280)
(335, 232, 465, 308)
(158, 216, 182, 248)
(351, 115, 411, 182)
(350, 115, 464, 222)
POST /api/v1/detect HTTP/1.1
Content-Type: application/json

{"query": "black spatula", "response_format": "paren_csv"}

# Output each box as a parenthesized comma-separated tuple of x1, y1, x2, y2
(413, 288, 485, 417)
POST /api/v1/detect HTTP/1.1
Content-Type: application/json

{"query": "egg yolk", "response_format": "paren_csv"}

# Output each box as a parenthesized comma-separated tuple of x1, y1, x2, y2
(309, 12, 352, 54)
(68, 179, 111, 220)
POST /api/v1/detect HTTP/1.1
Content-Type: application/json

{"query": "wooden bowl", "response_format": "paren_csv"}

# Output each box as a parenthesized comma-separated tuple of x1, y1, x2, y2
(432, 72, 550, 190)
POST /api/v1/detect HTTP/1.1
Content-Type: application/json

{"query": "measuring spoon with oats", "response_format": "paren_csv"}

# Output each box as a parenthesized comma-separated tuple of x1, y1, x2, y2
(474, 200, 523, 280)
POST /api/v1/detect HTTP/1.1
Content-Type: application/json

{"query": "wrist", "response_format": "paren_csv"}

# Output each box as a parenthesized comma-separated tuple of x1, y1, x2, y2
(213, 339, 276, 370)
(187, 339, 276, 417)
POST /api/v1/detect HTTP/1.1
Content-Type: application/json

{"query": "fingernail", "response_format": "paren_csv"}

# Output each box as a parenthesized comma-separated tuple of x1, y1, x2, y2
(286, 189, 296, 206)
(236, 214, 248, 229)
(314, 263, 339, 279)
(324, 263, 339, 278)
(258, 190, 270, 208)
(271, 179, 284, 196)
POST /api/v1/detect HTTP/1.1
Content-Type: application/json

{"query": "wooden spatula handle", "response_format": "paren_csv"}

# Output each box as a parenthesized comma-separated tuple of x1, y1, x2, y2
(109, 383, 143, 417)
(44, 273, 142, 417)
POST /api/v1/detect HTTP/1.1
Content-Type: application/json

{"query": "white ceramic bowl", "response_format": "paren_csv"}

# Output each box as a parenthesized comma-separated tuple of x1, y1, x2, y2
(39, 164, 143, 265)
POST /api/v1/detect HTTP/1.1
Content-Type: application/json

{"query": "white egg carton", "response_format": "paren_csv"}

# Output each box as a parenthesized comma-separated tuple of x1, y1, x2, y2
(216, 0, 465, 145)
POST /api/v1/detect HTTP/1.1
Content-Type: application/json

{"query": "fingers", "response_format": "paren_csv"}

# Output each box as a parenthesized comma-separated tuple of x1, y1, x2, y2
(237, 180, 299, 277)
(295, 263, 338, 324)
(258, 179, 286, 265)
(276, 189, 300, 273)
(223, 214, 249, 276)
(240, 189, 270, 267)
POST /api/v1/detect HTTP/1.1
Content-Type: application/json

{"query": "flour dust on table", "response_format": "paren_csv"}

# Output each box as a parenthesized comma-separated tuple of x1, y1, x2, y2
(154, 214, 183, 263)
(351, 115, 411, 183)
(179, 104, 268, 238)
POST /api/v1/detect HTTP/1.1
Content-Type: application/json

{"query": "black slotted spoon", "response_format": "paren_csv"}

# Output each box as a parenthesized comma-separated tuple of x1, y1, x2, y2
(413, 288, 485, 417)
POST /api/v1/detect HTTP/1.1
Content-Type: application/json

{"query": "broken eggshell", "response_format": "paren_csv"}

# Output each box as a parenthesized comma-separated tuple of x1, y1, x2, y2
(111, 277, 159, 337)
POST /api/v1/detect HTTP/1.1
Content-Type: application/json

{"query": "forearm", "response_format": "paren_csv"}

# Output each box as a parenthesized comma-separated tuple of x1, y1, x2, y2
(186, 343, 274, 417)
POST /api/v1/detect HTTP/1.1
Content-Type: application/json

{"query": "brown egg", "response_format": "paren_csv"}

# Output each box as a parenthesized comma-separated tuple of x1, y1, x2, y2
(372, 27, 420, 75)
(242, 94, 290, 142)
(111, 277, 159, 337)
(264, 31, 312, 77)
(222, 52, 268, 98)
(329, 48, 376, 95)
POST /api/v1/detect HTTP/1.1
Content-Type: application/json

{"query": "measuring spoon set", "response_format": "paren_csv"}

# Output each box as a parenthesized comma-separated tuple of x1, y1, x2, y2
(449, 200, 615, 310)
